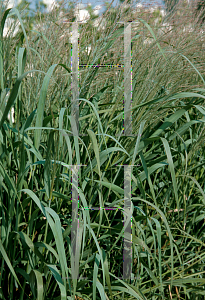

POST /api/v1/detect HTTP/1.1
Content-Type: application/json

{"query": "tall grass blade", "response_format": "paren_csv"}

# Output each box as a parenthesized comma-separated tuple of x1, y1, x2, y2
(34, 64, 57, 151)
(29, 270, 44, 300)
(161, 138, 179, 210)
(0, 240, 22, 288)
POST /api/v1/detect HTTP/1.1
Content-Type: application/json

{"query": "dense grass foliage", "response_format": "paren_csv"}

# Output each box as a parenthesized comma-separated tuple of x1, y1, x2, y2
(1, 1, 205, 299)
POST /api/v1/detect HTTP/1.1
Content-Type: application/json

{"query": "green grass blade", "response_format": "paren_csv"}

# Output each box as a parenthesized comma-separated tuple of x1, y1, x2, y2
(93, 253, 100, 300)
(88, 129, 101, 178)
(44, 131, 55, 199)
(34, 242, 59, 261)
(161, 138, 179, 210)
(0, 71, 31, 130)
(0, 8, 12, 91)
(150, 108, 187, 138)
(139, 152, 157, 206)
(29, 270, 44, 300)
(34, 64, 57, 151)
(178, 53, 205, 85)
(131, 121, 145, 166)
(102, 248, 113, 300)
(47, 264, 66, 300)
(96, 280, 108, 300)
(138, 18, 169, 65)
(94, 179, 124, 195)
(133, 197, 174, 289)
(8, 8, 30, 59)
(0, 239, 22, 289)
(108, 273, 146, 299)
(178, 175, 205, 205)
(151, 218, 163, 296)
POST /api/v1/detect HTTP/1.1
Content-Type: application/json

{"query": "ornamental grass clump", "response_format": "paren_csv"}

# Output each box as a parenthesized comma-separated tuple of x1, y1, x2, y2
(1, 0, 205, 299)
